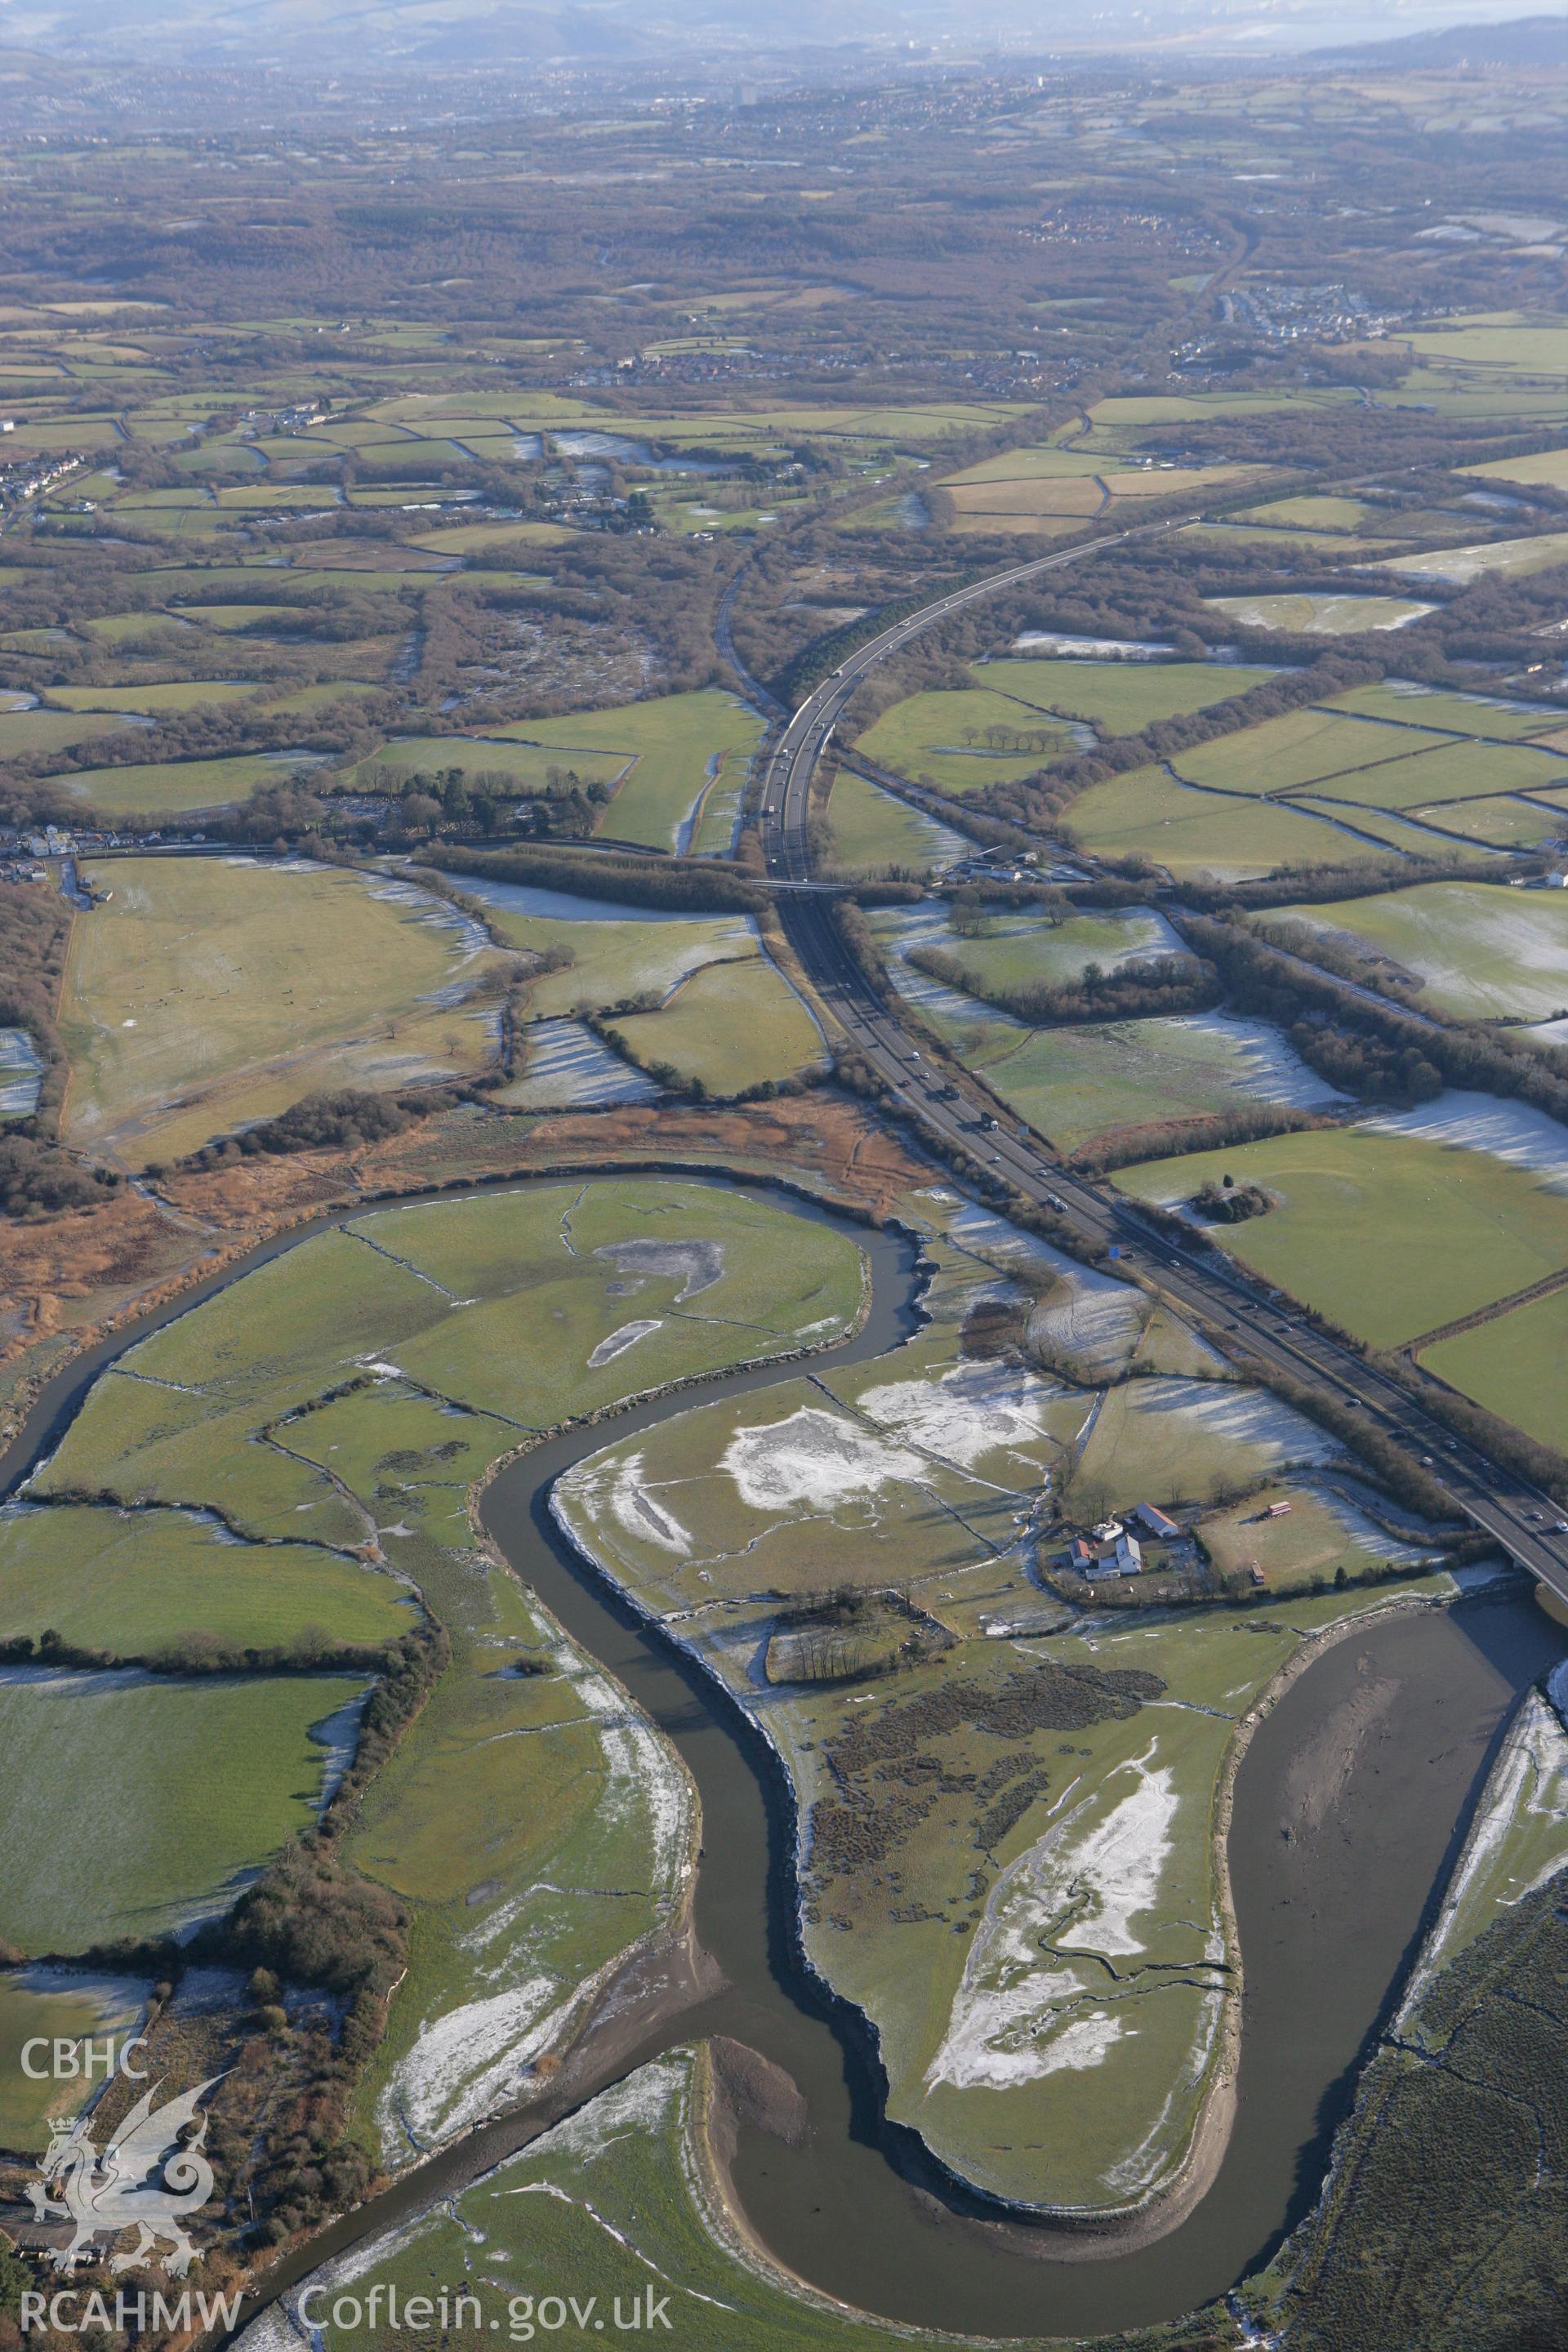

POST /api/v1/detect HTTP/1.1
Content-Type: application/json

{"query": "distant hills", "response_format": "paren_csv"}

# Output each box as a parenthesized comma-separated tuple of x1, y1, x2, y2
(1316, 11, 1568, 65)
(2, 0, 1566, 78)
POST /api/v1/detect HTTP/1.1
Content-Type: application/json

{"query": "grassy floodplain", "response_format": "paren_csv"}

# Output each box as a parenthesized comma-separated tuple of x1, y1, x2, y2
(24, 1179, 866, 2159)
(59, 858, 501, 1165)
(553, 1203, 1460, 2216)
(1116, 1128, 1568, 1348)
(294, 2047, 1022, 2352)
(0, 1500, 410, 1654)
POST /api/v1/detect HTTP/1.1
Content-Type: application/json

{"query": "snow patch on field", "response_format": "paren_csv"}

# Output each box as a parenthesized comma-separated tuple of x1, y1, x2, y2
(855, 1360, 1059, 1470)
(1366, 1090, 1568, 1187)
(722, 1406, 926, 1510)
(587, 1450, 693, 1556)
(376, 1977, 572, 2154)
(1029, 1270, 1148, 1375)
(509, 2051, 685, 2168)
(1159, 1011, 1348, 1108)
(926, 1748, 1179, 2092)
(588, 1319, 664, 1368)
(593, 1237, 724, 1300)
(1401, 1691, 1568, 2018)
(1134, 1378, 1338, 1465)
(563, 1655, 693, 1893)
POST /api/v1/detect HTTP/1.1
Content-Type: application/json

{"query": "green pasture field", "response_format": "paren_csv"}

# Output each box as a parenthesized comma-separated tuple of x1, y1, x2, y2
(277, 570, 432, 599)
(1463, 446, 1568, 492)
(170, 439, 265, 474)
(1232, 494, 1379, 531)
(1064, 764, 1381, 878)
(1374, 530, 1568, 584)
(59, 857, 494, 1164)
(1286, 798, 1492, 856)
(610, 958, 826, 1094)
(1085, 387, 1361, 429)
(353, 735, 630, 793)
(488, 690, 762, 851)
(826, 769, 969, 874)
(1170, 707, 1454, 795)
(0, 1670, 365, 1953)
(1323, 683, 1566, 740)
(1297, 738, 1568, 809)
(1398, 314, 1568, 374)
(0, 1501, 408, 1654)
(0, 416, 123, 452)
(0, 707, 130, 757)
(1073, 1378, 1338, 1514)
(0, 1973, 148, 2154)
(186, 602, 316, 630)
(869, 902, 1182, 1002)
(939, 446, 1110, 483)
(466, 888, 762, 1019)
(45, 679, 259, 714)
(942, 461, 1259, 532)
(27, 1187, 862, 1511)
(851, 688, 1075, 795)
(213, 483, 343, 509)
(1421, 1289, 1568, 1453)
(24, 1178, 863, 2154)
(1180, 523, 1400, 556)
(1412, 794, 1566, 848)
(61, 754, 318, 817)
(947, 1009, 1335, 1152)
(1274, 880, 1568, 1019)
(978, 657, 1272, 733)
(406, 519, 570, 553)
(1204, 592, 1437, 634)
(1116, 1128, 1568, 1348)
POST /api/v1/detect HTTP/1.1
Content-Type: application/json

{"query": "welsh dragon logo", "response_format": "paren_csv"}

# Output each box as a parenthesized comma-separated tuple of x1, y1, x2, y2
(26, 2076, 221, 2274)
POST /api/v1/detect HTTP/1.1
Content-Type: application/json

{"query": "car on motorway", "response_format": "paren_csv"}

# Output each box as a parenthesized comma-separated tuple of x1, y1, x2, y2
(1045, 1192, 1065, 1210)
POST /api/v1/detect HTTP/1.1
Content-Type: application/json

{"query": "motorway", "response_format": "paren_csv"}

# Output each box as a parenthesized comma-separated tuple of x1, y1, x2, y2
(757, 532, 1568, 1608)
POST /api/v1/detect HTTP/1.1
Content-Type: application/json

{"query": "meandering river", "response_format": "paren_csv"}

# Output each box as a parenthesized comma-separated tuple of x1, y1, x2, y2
(2, 1174, 1561, 2341)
